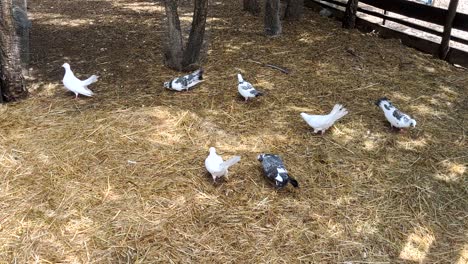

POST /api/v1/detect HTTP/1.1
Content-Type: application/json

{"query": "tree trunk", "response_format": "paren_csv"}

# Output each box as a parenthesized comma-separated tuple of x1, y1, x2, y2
(284, 0, 304, 21)
(0, 0, 28, 102)
(163, 0, 184, 71)
(163, 0, 208, 71)
(264, 0, 281, 36)
(243, 0, 261, 16)
(343, 0, 359, 29)
(182, 0, 208, 70)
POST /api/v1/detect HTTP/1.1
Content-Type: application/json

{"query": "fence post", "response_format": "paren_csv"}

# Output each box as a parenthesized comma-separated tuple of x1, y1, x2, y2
(382, 10, 387, 25)
(439, 0, 459, 60)
(343, 0, 359, 29)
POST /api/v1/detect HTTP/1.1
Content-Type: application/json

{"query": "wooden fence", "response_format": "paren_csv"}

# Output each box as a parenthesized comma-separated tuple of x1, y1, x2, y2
(305, 0, 468, 67)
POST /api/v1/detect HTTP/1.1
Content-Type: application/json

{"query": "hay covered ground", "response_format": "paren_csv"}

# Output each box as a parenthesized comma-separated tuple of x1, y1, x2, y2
(0, 0, 467, 263)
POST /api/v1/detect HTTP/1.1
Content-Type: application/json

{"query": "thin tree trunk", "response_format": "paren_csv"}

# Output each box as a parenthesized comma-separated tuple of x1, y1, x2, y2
(163, 0, 184, 71)
(182, 0, 208, 70)
(343, 0, 359, 29)
(264, 0, 281, 36)
(284, 0, 304, 21)
(243, 0, 261, 16)
(439, 0, 459, 60)
(0, 0, 27, 102)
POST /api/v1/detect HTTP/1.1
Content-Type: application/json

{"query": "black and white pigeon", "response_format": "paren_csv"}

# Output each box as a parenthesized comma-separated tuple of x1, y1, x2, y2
(164, 68, 204, 91)
(258, 154, 298, 188)
(62, 63, 99, 99)
(205, 147, 241, 182)
(237, 73, 263, 101)
(301, 104, 348, 134)
(375, 97, 416, 131)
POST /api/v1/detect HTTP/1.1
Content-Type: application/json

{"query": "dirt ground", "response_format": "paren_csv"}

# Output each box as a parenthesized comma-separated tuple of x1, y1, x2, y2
(0, 0, 467, 263)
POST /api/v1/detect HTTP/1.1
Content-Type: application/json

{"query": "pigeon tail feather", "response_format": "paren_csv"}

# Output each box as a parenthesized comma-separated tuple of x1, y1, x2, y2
(329, 104, 348, 121)
(79, 88, 94, 97)
(81, 75, 99, 86)
(289, 177, 299, 188)
(220, 156, 241, 170)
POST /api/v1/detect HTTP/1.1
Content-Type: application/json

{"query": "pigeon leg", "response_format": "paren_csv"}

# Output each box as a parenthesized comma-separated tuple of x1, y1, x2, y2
(74, 93, 79, 99)
(321, 130, 325, 135)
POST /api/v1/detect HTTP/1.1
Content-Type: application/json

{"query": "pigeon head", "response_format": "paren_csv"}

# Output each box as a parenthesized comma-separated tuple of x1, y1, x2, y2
(375, 97, 394, 111)
(410, 119, 417, 127)
(257, 154, 265, 162)
(163, 81, 170, 89)
(62, 63, 70, 69)
(274, 167, 289, 188)
(375, 97, 390, 107)
(209, 147, 216, 154)
(273, 167, 298, 188)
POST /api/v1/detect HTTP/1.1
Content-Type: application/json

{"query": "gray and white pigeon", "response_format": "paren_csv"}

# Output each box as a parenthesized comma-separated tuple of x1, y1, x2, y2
(164, 68, 204, 91)
(375, 97, 416, 131)
(237, 74, 263, 101)
(204, 147, 241, 182)
(319, 8, 333, 17)
(62, 63, 98, 99)
(300, 104, 348, 134)
(258, 153, 298, 188)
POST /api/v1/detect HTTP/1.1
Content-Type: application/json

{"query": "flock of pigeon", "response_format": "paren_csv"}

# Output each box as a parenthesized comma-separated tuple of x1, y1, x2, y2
(61, 63, 417, 189)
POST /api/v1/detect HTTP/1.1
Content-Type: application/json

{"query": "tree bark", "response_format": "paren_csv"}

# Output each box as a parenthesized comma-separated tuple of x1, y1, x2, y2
(0, 0, 28, 102)
(163, 0, 184, 71)
(284, 0, 304, 21)
(182, 0, 208, 70)
(343, 0, 359, 29)
(264, 0, 281, 36)
(439, 0, 459, 60)
(243, 0, 261, 16)
(13, 5, 31, 75)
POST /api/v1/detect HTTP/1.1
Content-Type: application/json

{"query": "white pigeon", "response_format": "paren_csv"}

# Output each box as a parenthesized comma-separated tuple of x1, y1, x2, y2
(300, 104, 348, 134)
(204, 147, 241, 182)
(375, 97, 416, 131)
(62, 63, 98, 99)
(164, 68, 204, 91)
(237, 73, 263, 101)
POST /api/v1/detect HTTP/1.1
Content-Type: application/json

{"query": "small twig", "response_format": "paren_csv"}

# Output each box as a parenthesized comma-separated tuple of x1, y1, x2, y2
(264, 63, 290, 74)
(247, 59, 290, 74)
(346, 47, 364, 60)
(323, 137, 356, 155)
(409, 156, 421, 167)
(313, 46, 341, 58)
(348, 83, 379, 92)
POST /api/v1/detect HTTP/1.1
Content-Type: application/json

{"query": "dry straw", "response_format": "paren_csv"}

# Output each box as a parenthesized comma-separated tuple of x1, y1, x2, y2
(0, 0, 466, 263)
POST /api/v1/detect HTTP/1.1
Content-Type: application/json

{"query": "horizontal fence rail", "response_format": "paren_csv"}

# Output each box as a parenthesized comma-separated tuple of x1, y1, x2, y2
(309, 0, 468, 45)
(359, 0, 468, 31)
(305, 0, 468, 66)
